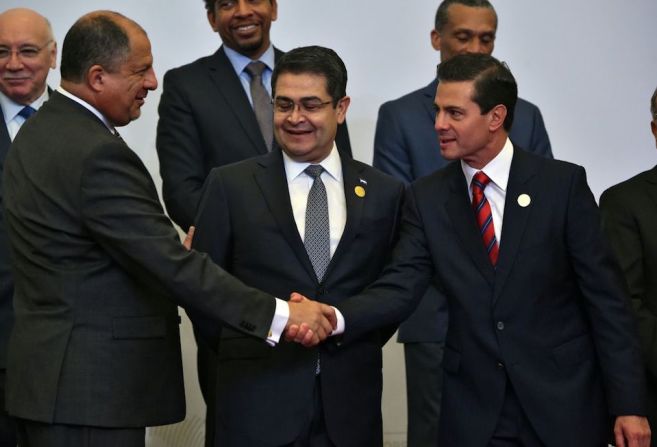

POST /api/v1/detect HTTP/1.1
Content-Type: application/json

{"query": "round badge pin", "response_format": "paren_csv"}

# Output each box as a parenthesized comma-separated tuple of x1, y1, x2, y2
(517, 193, 531, 207)
(354, 186, 366, 198)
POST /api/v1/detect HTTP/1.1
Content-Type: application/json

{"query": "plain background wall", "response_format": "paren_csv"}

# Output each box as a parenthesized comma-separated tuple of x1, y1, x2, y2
(4, 1, 657, 445)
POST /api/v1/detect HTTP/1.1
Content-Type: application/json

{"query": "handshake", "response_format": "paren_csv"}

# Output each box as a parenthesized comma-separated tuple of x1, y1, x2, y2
(285, 292, 337, 347)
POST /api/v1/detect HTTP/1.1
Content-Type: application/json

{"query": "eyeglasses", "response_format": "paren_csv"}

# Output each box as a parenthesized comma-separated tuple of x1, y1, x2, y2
(272, 97, 334, 114)
(0, 40, 53, 61)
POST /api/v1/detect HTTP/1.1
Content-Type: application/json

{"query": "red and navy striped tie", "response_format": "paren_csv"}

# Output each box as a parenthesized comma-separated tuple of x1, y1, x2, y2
(472, 171, 499, 266)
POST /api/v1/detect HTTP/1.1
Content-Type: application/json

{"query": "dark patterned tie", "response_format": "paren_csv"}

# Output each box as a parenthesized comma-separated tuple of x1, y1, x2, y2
(304, 165, 330, 282)
(472, 171, 499, 265)
(17, 106, 36, 120)
(245, 61, 273, 151)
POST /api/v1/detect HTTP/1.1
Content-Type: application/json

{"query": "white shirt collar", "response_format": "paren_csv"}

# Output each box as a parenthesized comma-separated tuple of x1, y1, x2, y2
(282, 143, 342, 183)
(0, 88, 49, 124)
(224, 44, 275, 76)
(56, 86, 115, 132)
(461, 137, 514, 192)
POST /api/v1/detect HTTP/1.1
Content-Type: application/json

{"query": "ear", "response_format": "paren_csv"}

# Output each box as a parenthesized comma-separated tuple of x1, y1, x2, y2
(430, 29, 441, 52)
(86, 65, 106, 93)
(651, 120, 657, 147)
(335, 96, 351, 124)
(49, 42, 58, 69)
(271, 0, 278, 21)
(488, 104, 507, 132)
(207, 10, 219, 32)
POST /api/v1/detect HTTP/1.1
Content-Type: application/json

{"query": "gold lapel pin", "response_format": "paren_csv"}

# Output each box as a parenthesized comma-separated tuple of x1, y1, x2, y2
(517, 193, 531, 207)
(354, 185, 366, 198)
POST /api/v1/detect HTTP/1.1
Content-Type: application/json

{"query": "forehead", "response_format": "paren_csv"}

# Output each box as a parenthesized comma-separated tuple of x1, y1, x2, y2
(445, 4, 496, 31)
(0, 14, 50, 45)
(274, 72, 329, 97)
(436, 80, 476, 106)
(123, 28, 153, 66)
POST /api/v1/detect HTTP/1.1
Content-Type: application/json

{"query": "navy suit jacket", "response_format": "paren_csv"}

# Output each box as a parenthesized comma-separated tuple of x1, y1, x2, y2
(191, 150, 408, 447)
(338, 148, 646, 446)
(373, 78, 552, 343)
(156, 46, 352, 231)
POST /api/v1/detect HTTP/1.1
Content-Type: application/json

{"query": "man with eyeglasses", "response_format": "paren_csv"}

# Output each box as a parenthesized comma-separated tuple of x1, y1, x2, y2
(155, 3, 351, 428)
(191, 45, 415, 447)
(0, 7, 56, 446)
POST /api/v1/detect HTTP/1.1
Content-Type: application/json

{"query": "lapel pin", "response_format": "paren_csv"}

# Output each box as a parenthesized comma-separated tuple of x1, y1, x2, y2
(359, 178, 368, 185)
(517, 193, 531, 207)
(354, 185, 366, 198)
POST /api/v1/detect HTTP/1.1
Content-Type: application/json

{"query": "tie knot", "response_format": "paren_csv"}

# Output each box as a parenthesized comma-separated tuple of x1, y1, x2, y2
(245, 61, 267, 78)
(472, 171, 491, 190)
(18, 105, 36, 120)
(305, 165, 324, 179)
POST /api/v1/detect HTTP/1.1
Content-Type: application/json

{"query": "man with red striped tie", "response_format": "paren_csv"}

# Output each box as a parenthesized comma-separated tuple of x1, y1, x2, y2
(332, 52, 651, 446)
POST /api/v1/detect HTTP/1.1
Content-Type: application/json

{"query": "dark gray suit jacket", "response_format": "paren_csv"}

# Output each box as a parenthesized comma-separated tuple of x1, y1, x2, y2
(338, 148, 645, 446)
(600, 165, 657, 442)
(373, 78, 553, 344)
(2, 91, 276, 427)
(156, 46, 352, 231)
(192, 150, 409, 447)
(0, 107, 12, 369)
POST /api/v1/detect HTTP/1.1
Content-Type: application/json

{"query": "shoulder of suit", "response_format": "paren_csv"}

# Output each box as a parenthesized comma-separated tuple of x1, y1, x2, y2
(601, 165, 657, 198)
(515, 96, 542, 115)
(379, 79, 436, 112)
(163, 53, 218, 79)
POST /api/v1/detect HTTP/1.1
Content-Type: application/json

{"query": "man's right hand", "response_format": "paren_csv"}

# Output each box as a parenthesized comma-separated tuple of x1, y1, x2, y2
(286, 293, 336, 347)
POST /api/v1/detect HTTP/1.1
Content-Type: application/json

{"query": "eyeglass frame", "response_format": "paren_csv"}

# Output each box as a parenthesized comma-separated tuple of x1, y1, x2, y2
(272, 96, 342, 115)
(0, 40, 54, 61)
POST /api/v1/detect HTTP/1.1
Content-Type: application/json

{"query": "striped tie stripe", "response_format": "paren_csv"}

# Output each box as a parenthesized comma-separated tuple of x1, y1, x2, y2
(471, 171, 499, 265)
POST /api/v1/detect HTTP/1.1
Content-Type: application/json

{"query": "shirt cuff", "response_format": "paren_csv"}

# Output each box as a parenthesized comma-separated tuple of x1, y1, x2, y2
(331, 306, 345, 336)
(266, 297, 289, 346)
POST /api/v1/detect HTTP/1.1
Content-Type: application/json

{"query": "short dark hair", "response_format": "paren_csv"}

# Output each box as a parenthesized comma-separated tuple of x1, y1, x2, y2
(434, 0, 497, 32)
(61, 12, 134, 82)
(272, 45, 347, 105)
(651, 85, 657, 121)
(438, 53, 517, 131)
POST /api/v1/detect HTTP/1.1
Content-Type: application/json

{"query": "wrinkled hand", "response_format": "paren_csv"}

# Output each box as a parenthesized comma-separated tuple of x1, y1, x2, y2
(182, 226, 195, 251)
(285, 292, 336, 347)
(614, 415, 651, 447)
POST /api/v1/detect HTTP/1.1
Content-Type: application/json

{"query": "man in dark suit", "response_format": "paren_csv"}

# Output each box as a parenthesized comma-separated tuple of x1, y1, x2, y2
(2, 11, 335, 447)
(0, 8, 57, 446)
(335, 53, 650, 446)
(192, 45, 410, 447)
(372, 1, 552, 444)
(600, 85, 657, 446)
(156, 0, 351, 232)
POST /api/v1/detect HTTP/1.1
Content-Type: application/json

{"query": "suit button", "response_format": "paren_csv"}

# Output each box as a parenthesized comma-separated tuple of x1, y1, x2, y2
(496, 321, 505, 330)
(496, 361, 505, 369)
(317, 286, 327, 296)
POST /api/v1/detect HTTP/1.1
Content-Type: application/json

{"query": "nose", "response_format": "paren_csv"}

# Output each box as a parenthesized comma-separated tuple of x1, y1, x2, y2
(6, 51, 23, 70)
(286, 104, 305, 124)
(434, 110, 447, 132)
(235, 0, 253, 16)
(145, 67, 158, 91)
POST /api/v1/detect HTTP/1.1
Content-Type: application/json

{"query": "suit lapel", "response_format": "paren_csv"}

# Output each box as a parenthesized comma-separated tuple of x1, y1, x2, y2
(325, 157, 366, 278)
(493, 148, 539, 303)
(445, 163, 496, 286)
(254, 151, 317, 281)
(207, 47, 268, 155)
(421, 79, 438, 124)
(0, 109, 10, 163)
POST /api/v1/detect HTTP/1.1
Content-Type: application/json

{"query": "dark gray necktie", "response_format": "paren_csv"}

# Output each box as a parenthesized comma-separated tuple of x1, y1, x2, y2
(245, 61, 273, 151)
(17, 106, 36, 120)
(304, 165, 330, 282)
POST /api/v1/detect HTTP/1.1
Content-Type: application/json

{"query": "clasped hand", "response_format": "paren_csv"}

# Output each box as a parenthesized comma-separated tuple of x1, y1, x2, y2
(285, 292, 337, 347)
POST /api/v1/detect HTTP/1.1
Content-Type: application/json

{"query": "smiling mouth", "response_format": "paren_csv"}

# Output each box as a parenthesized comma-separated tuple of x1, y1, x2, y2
(234, 24, 259, 34)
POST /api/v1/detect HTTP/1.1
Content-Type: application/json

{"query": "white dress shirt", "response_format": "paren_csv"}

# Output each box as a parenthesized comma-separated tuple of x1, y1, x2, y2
(0, 88, 49, 141)
(461, 138, 514, 245)
(282, 144, 347, 334)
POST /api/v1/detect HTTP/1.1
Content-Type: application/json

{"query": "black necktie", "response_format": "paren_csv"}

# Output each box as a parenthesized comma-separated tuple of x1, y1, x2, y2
(245, 61, 273, 151)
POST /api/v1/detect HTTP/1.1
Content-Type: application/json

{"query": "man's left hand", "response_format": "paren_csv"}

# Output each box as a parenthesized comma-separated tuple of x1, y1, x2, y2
(614, 415, 651, 447)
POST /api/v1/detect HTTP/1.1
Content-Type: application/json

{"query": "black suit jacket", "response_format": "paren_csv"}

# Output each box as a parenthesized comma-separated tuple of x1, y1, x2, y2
(0, 107, 12, 369)
(156, 46, 352, 231)
(192, 150, 408, 447)
(373, 78, 553, 344)
(338, 148, 646, 446)
(600, 165, 657, 440)
(2, 91, 276, 427)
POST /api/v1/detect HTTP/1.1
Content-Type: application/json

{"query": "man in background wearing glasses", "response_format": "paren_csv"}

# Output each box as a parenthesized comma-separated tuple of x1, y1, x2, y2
(0, 8, 56, 446)
(191, 46, 416, 447)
